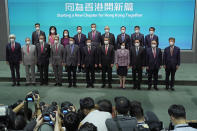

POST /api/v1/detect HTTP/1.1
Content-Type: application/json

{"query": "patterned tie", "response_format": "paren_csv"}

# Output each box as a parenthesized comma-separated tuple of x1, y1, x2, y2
(27, 45, 29, 54)
(88, 47, 91, 54)
(170, 47, 173, 56)
(121, 34, 125, 42)
(78, 34, 81, 43)
(92, 32, 95, 40)
(153, 48, 156, 58)
(11, 44, 15, 52)
(105, 45, 108, 55)
(41, 44, 44, 53)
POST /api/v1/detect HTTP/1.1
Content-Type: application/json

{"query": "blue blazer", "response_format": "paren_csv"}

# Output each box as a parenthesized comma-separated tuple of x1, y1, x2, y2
(163, 46, 180, 68)
(145, 34, 159, 48)
(74, 33, 87, 49)
(146, 47, 162, 70)
(6, 42, 22, 63)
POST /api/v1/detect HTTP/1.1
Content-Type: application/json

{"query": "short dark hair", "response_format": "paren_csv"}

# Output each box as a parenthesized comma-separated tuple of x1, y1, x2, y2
(14, 115, 27, 130)
(91, 23, 96, 27)
(86, 39, 92, 42)
(121, 26, 126, 29)
(134, 39, 140, 43)
(63, 112, 79, 131)
(169, 37, 175, 42)
(80, 97, 95, 110)
(115, 97, 130, 115)
(97, 99, 112, 114)
(77, 26, 82, 29)
(79, 122, 97, 131)
(135, 26, 140, 29)
(35, 23, 40, 26)
(168, 104, 186, 119)
(129, 104, 144, 119)
(149, 27, 155, 31)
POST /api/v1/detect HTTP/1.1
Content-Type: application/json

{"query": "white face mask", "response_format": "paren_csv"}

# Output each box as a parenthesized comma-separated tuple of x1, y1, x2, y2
(10, 39, 15, 43)
(105, 30, 109, 33)
(135, 43, 140, 47)
(135, 30, 140, 33)
(150, 31, 154, 35)
(170, 42, 174, 46)
(54, 40, 59, 44)
(87, 43, 91, 46)
(104, 41, 109, 45)
(36, 27, 40, 31)
(77, 30, 82, 33)
(121, 45, 125, 49)
(69, 41, 74, 45)
(151, 44, 156, 48)
(26, 41, 30, 45)
(121, 30, 125, 34)
(51, 30, 55, 34)
(39, 39, 43, 43)
(91, 28, 96, 31)
(64, 33, 68, 37)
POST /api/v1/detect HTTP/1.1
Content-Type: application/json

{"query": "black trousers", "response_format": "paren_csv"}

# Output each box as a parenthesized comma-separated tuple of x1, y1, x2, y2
(148, 68, 159, 86)
(67, 66, 77, 84)
(9, 62, 20, 83)
(102, 65, 112, 85)
(132, 67, 142, 86)
(85, 65, 95, 86)
(40, 64, 49, 84)
(165, 66, 176, 87)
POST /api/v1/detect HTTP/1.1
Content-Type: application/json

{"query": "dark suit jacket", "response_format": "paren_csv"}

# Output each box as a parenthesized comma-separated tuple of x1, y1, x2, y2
(130, 46, 145, 68)
(32, 30, 46, 45)
(131, 33, 144, 47)
(74, 33, 87, 49)
(88, 31, 102, 47)
(145, 34, 159, 48)
(36, 43, 50, 65)
(116, 33, 131, 49)
(6, 42, 22, 63)
(99, 44, 115, 66)
(82, 45, 98, 66)
(163, 46, 180, 68)
(101, 33, 115, 47)
(146, 47, 162, 70)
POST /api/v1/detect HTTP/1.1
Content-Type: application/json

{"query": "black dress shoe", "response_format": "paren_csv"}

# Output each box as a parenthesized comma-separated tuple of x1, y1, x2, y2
(32, 83, 36, 86)
(17, 83, 20, 86)
(25, 83, 29, 86)
(166, 85, 169, 90)
(40, 83, 43, 86)
(54, 83, 58, 86)
(108, 84, 112, 88)
(154, 86, 158, 91)
(101, 84, 105, 88)
(137, 84, 141, 90)
(68, 83, 72, 88)
(58, 83, 62, 86)
(91, 84, 94, 88)
(12, 83, 16, 86)
(170, 87, 175, 91)
(148, 85, 152, 90)
(73, 84, 77, 88)
(86, 85, 90, 88)
(82, 70, 85, 73)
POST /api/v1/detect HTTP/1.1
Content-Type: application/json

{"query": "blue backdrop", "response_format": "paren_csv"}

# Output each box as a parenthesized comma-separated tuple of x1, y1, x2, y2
(8, 0, 196, 49)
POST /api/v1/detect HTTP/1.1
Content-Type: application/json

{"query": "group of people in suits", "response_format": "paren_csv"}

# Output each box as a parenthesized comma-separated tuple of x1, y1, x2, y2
(5, 23, 180, 91)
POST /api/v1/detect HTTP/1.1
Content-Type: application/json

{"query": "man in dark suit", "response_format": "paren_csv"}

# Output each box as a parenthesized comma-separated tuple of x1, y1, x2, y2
(32, 23, 46, 72)
(36, 35, 50, 85)
(163, 37, 180, 91)
(116, 26, 131, 49)
(99, 37, 115, 88)
(6, 34, 22, 86)
(64, 37, 80, 87)
(131, 26, 144, 47)
(130, 39, 145, 90)
(101, 26, 115, 47)
(74, 26, 87, 73)
(145, 27, 159, 48)
(82, 39, 98, 88)
(146, 40, 162, 90)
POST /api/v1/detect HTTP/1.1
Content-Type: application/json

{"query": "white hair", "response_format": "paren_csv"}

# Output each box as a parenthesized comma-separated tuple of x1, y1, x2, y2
(9, 34, 16, 39)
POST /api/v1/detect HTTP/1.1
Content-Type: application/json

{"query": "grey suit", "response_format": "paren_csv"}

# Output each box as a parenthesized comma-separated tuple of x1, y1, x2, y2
(22, 44, 37, 84)
(64, 44, 80, 85)
(105, 115, 137, 131)
(51, 43, 64, 84)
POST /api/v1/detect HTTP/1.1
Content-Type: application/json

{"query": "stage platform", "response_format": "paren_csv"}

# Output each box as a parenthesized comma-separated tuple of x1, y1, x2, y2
(0, 61, 196, 86)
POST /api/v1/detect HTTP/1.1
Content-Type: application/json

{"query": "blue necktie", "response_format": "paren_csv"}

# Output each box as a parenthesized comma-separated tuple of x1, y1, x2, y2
(121, 34, 125, 42)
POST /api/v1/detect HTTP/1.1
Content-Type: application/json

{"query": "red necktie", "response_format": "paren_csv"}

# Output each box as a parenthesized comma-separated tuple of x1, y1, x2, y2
(92, 32, 95, 40)
(170, 47, 173, 56)
(105, 46, 108, 55)
(56, 44, 58, 53)
(27, 45, 29, 54)
(153, 48, 156, 58)
(88, 47, 91, 54)
(41, 44, 43, 53)
(11, 44, 15, 52)
(78, 34, 81, 43)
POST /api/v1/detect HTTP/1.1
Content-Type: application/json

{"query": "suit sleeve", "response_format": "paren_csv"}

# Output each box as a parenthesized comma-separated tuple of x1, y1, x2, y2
(128, 50, 130, 66)
(32, 32, 35, 45)
(19, 44, 22, 61)
(50, 47, 53, 64)
(144, 36, 148, 48)
(142, 35, 145, 47)
(81, 48, 85, 65)
(111, 46, 115, 64)
(142, 49, 146, 66)
(177, 48, 180, 66)
(77, 46, 80, 65)
(159, 49, 162, 66)
(98, 47, 102, 65)
(157, 36, 159, 47)
(146, 49, 149, 67)
(163, 49, 166, 66)
(64, 47, 67, 65)
(115, 50, 118, 65)
(129, 49, 132, 66)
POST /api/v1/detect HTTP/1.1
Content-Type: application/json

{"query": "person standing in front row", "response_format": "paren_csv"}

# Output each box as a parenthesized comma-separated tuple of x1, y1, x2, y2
(22, 37, 37, 86)
(163, 37, 180, 91)
(6, 34, 22, 86)
(64, 37, 80, 88)
(82, 39, 98, 88)
(146, 40, 162, 90)
(115, 43, 130, 89)
(50, 35, 64, 86)
(99, 37, 115, 88)
(36, 35, 50, 85)
(130, 39, 146, 90)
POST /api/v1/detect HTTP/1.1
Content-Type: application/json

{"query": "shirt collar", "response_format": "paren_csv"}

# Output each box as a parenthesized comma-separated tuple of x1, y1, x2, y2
(174, 124, 189, 129)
